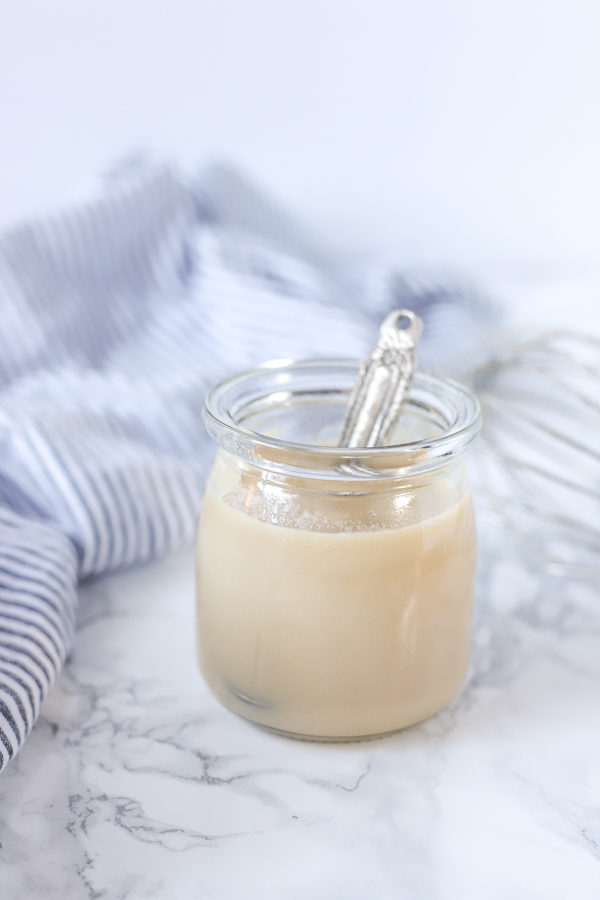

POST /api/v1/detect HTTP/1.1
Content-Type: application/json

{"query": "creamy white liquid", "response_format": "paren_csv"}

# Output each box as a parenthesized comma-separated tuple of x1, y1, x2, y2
(196, 456, 476, 739)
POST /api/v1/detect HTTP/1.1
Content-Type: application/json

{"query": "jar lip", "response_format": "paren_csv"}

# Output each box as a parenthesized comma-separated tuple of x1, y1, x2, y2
(204, 359, 481, 478)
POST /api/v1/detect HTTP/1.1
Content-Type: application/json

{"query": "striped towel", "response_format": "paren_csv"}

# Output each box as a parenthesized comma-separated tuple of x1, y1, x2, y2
(0, 160, 493, 771)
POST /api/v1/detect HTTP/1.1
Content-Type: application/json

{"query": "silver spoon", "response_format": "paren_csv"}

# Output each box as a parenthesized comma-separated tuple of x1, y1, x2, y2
(339, 308, 423, 448)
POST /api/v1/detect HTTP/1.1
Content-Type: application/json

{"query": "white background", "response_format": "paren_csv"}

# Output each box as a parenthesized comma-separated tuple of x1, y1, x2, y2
(2, 0, 600, 282)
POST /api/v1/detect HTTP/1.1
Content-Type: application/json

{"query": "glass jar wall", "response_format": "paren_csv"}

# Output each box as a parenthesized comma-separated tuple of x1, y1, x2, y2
(196, 361, 480, 740)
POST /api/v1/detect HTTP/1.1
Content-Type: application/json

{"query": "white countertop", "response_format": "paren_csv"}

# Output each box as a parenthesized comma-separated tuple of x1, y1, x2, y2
(1, 515, 599, 899)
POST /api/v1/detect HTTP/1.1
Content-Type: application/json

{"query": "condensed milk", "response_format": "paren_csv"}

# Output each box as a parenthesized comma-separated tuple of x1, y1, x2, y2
(196, 361, 480, 739)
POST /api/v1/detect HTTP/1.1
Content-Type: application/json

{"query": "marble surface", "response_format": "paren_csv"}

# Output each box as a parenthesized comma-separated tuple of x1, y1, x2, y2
(1, 524, 599, 899)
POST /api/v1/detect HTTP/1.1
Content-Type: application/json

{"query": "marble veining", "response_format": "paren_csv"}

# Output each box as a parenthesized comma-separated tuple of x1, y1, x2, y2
(1, 524, 599, 899)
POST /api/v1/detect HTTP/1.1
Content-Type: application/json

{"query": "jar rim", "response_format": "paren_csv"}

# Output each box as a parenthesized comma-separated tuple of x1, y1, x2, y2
(203, 358, 481, 479)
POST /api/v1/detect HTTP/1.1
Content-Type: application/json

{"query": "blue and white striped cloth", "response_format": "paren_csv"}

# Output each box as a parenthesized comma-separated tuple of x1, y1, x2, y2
(0, 160, 493, 771)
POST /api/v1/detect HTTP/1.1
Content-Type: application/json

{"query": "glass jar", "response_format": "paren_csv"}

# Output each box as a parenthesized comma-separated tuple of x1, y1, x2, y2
(196, 360, 481, 740)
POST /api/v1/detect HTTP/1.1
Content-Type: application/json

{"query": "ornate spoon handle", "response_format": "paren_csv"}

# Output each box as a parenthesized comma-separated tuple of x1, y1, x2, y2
(338, 309, 423, 448)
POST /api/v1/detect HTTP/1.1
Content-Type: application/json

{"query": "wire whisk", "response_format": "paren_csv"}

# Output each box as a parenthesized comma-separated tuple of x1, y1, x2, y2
(458, 330, 600, 579)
